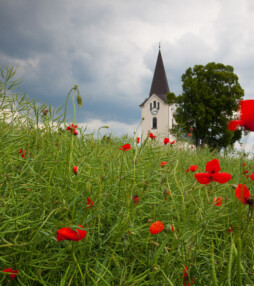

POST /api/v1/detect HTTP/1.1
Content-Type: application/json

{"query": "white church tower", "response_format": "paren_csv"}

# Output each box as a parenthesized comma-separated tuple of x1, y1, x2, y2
(140, 48, 175, 140)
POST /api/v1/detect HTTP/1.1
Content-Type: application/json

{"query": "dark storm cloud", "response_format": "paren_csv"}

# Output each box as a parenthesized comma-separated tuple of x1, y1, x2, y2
(0, 0, 253, 135)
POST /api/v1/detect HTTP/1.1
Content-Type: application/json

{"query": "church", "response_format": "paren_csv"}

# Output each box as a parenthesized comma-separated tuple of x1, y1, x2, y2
(139, 48, 175, 141)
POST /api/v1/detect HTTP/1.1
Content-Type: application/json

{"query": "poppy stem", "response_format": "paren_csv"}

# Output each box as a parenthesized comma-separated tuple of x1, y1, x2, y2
(72, 252, 86, 285)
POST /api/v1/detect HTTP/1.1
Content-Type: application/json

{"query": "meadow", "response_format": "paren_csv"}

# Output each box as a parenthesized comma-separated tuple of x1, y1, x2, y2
(1, 81, 254, 285)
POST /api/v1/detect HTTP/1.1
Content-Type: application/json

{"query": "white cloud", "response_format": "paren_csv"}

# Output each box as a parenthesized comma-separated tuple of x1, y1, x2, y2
(79, 118, 141, 138)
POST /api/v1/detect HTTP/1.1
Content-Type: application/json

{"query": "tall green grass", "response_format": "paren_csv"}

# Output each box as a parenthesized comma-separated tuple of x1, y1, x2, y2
(1, 68, 254, 285)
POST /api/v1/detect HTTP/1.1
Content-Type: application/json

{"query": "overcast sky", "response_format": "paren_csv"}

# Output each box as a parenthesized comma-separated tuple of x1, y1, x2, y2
(0, 0, 254, 139)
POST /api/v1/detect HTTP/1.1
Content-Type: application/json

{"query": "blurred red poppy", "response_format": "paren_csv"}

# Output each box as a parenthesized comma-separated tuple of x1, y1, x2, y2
(228, 100, 254, 132)
(19, 148, 26, 159)
(189, 127, 193, 132)
(228, 226, 234, 233)
(164, 138, 170, 145)
(195, 158, 231, 185)
(67, 124, 78, 135)
(213, 197, 223, 206)
(136, 137, 140, 144)
(243, 170, 249, 174)
(183, 265, 194, 285)
(132, 196, 139, 204)
(160, 161, 167, 167)
(57, 225, 87, 241)
(86, 197, 94, 209)
(243, 163, 246, 167)
(250, 171, 254, 181)
(119, 144, 131, 151)
(187, 133, 192, 137)
(2, 268, 18, 280)
(170, 140, 175, 145)
(189, 165, 198, 172)
(43, 109, 49, 116)
(150, 221, 164, 234)
(73, 166, 78, 175)
(235, 184, 254, 206)
(149, 132, 156, 139)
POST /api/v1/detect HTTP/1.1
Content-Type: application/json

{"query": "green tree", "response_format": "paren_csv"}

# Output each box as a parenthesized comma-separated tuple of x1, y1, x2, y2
(173, 62, 244, 149)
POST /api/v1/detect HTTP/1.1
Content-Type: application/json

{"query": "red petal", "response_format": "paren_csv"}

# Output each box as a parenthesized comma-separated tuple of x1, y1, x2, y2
(57, 226, 87, 241)
(205, 158, 220, 174)
(240, 100, 254, 131)
(213, 197, 223, 206)
(195, 173, 211, 184)
(211, 173, 232, 184)
(227, 120, 242, 131)
(250, 171, 254, 181)
(150, 221, 164, 234)
(235, 184, 250, 204)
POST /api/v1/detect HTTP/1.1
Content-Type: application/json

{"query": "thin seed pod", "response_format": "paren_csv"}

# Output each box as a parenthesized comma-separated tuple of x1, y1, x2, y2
(227, 240, 235, 286)
(236, 237, 242, 286)
(211, 242, 218, 286)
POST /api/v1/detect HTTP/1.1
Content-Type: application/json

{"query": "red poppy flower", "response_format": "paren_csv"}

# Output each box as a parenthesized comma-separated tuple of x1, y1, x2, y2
(170, 225, 174, 232)
(228, 100, 254, 132)
(189, 165, 198, 172)
(119, 143, 131, 151)
(186, 169, 190, 173)
(250, 171, 254, 181)
(235, 184, 254, 206)
(228, 226, 234, 233)
(19, 148, 26, 159)
(187, 133, 192, 137)
(243, 170, 249, 174)
(150, 221, 164, 234)
(194, 158, 232, 185)
(2, 268, 18, 280)
(67, 124, 78, 135)
(86, 197, 94, 209)
(183, 266, 195, 285)
(243, 163, 246, 167)
(73, 166, 78, 175)
(149, 132, 156, 140)
(189, 127, 193, 132)
(160, 161, 167, 167)
(132, 196, 139, 204)
(164, 138, 170, 145)
(136, 137, 140, 144)
(213, 197, 223, 206)
(170, 140, 175, 145)
(57, 225, 87, 241)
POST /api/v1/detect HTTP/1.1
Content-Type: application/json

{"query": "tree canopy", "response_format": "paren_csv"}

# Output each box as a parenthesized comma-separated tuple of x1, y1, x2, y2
(172, 62, 244, 149)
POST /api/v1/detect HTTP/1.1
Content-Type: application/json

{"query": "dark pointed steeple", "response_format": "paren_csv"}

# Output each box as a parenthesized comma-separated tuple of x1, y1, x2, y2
(149, 49, 169, 97)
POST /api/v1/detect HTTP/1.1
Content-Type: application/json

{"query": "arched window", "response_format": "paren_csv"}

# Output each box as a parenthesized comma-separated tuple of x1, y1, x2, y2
(150, 103, 152, 110)
(157, 102, 160, 110)
(152, 117, 157, 129)
(153, 101, 156, 108)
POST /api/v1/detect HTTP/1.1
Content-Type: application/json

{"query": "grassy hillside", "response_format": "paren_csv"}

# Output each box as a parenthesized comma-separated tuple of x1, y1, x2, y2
(1, 89, 254, 285)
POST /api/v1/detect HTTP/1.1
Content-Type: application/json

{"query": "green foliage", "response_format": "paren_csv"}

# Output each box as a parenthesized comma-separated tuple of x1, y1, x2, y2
(166, 92, 176, 105)
(174, 62, 244, 149)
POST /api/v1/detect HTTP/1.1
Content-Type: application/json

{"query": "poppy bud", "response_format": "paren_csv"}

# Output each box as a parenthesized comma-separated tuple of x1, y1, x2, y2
(77, 93, 82, 107)
(73, 166, 78, 175)
(43, 109, 49, 116)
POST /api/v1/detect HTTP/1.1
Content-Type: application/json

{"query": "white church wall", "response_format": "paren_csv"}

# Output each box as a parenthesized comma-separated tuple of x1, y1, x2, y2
(141, 94, 170, 141)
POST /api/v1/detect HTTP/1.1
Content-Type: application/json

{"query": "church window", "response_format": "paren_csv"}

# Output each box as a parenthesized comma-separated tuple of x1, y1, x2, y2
(152, 117, 157, 129)
(150, 103, 152, 110)
(153, 101, 156, 108)
(157, 102, 160, 110)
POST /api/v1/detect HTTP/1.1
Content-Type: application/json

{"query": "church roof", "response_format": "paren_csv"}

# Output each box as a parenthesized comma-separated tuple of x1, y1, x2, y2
(140, 49, 169, 107)
(139, 94, 167, 107)
(149, 49, 169, 97)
